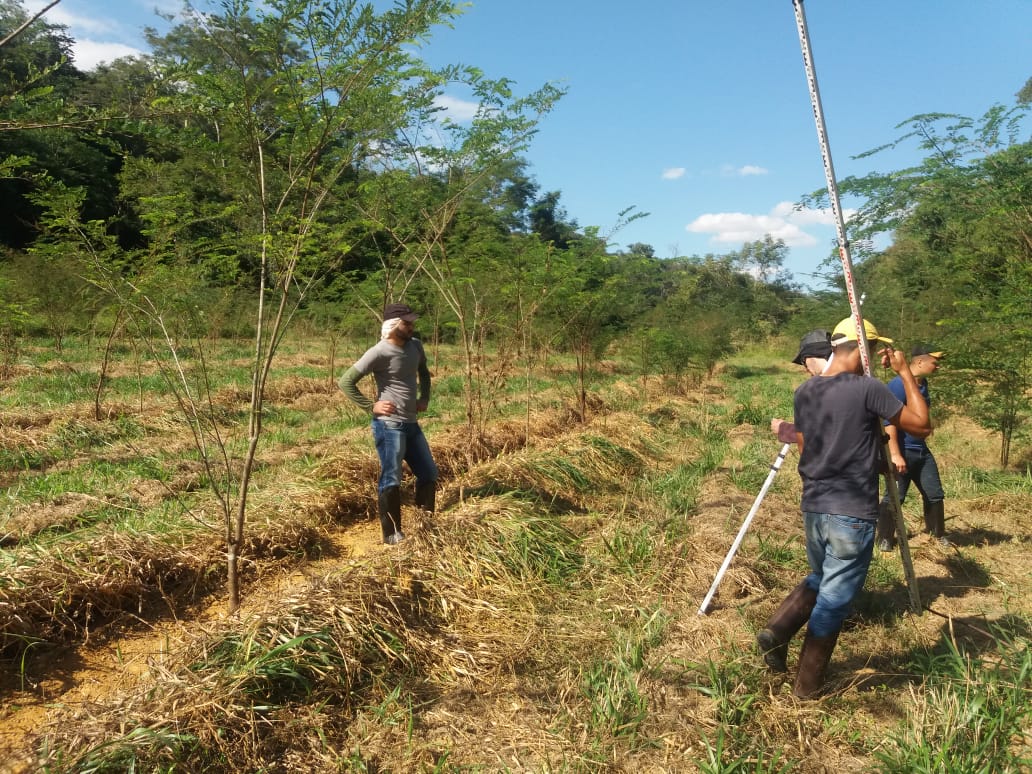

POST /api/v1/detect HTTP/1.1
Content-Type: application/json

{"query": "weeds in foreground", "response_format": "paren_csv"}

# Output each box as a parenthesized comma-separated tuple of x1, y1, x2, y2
(479, 506, 585, 585)
(196, 628, 351, 705)
(581, 607, 669, 746)
(690, 646, 763, 728)
(698, 727, 795, 774)
(684, 647, 798, 772)
(749, 532, 807, 589)
(40, 726, 201, 774)
(650, 428, 728, 514)
(603, 522, 656, 577)
(874, 626, 1032, 773)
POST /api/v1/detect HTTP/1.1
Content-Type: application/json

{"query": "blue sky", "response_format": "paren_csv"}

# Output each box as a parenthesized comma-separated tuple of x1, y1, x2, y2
(25, 0, 1032, 288)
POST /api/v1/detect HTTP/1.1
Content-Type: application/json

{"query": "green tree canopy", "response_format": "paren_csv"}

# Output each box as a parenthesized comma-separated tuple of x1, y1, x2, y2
(822, 107, 1032, 465)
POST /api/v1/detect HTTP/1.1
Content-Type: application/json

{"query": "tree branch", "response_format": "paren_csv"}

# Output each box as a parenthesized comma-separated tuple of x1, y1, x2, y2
(0, 0, 63, 50)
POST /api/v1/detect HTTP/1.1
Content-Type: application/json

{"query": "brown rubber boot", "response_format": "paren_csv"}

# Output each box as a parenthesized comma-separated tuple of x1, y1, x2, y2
(378, 486, 403, 543)
(792, 629, 840, 699)
(756, 581, 818, 673)
(414, 480, 436, 514)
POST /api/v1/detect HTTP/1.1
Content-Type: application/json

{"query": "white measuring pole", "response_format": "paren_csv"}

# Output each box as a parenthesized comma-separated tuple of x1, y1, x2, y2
(698, 443, 792, 615)
(698, 350, 834, 615)
(792, 0, 920, 612)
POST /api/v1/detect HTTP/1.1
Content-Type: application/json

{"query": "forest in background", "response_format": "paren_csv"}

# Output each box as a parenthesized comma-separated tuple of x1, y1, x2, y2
(0, 0, 1029, 468)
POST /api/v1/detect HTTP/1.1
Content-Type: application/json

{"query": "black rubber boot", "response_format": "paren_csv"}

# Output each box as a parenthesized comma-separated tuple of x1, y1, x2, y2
(414, 480, 436, 514)
(378, 486, 403, 544)
(876, 501, 896, 552)
(756, 581, 818, 673)
(793, 629, 840, 699)
(925, 500, 948, 546)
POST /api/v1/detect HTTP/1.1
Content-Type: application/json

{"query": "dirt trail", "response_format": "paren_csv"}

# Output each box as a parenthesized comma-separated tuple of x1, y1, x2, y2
(0, 518, 385, 773)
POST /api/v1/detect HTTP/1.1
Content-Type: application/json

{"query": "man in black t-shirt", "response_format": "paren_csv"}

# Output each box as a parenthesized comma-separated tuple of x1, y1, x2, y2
(757, 317, 931, 698)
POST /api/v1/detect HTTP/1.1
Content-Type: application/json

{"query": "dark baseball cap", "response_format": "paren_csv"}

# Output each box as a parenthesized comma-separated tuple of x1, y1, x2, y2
(791, 329, 832, 365)
(383, 302, 419, 322)
(911, 344, 944, 358)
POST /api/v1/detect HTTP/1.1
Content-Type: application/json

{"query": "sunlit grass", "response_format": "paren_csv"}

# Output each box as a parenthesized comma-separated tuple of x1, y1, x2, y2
(875, 625, 1032, 773)
(2, 336, 1029, 772)
(947, 466, 1032, 498)
(0, 369, 96, 407)
(2, 458, 164, 506)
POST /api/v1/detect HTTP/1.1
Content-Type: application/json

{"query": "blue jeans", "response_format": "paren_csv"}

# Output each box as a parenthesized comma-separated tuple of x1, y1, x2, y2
(371, 418, 438, 493)
(802, 512, 875, 637)
(881, 446, 944, 506)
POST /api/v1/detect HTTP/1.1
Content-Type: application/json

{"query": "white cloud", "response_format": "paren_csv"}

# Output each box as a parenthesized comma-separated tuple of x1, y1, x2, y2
(685, 200, 855, 248)
(687, 212, 817, 247)
(737, 164, 768, 176)
(661, 167, 686, 180)
(28, 0, 178, 29)
(24, 1, 115, 34)
(433, 94, 480, 123)
(70, 40, 146, 70)
(720, 164, 769, 177)
(24, 1, 150, 70)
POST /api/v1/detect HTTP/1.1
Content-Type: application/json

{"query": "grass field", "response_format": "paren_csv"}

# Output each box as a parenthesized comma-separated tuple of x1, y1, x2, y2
(1, 334, 1030, 772)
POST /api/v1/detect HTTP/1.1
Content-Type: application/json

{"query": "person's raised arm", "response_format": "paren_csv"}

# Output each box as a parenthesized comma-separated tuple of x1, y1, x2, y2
(883, 349, 930, 438)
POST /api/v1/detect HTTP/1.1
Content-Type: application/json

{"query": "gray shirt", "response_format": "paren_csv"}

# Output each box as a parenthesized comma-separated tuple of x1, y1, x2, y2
(794, 373, 903, 520)
(340, 338, 429, 423)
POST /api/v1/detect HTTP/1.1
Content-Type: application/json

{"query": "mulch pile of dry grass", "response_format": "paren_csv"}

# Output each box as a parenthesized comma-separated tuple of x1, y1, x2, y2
(24, 396, 684, 771)
(0, 512, 332, 657)
(24, 519, 551, 768)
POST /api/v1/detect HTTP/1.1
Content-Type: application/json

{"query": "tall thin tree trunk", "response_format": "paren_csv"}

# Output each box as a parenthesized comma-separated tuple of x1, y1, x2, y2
(94, 307, 125, 421)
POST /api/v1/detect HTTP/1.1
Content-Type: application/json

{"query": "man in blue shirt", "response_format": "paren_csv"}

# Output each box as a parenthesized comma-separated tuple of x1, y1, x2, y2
(877, 344, 948, 550)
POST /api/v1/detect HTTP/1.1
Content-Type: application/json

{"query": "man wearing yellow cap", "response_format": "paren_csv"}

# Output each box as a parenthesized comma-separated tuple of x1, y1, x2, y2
(877, 344, 948, 549)
(757, 316, 931, 699)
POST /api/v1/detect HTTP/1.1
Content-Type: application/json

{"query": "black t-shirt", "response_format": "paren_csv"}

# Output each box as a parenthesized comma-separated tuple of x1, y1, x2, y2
(794, 373, 904, 520)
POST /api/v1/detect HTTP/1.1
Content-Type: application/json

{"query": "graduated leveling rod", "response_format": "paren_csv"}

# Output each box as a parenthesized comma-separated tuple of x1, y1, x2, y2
(792, 0, 920, 612)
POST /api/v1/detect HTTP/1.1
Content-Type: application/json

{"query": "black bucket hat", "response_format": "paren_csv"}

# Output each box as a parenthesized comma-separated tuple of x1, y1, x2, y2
(791, 329, 832, 365)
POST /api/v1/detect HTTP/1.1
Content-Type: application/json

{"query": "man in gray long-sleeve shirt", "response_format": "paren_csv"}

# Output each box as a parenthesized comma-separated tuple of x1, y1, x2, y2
(339, 302, 438, 545)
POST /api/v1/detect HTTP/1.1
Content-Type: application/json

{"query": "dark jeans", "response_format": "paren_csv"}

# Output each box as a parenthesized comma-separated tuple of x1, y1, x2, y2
(882, 446, 944, 507)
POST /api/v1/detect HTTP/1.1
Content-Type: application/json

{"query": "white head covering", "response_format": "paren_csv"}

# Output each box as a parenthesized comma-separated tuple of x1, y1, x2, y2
(381, 318, 401, 340)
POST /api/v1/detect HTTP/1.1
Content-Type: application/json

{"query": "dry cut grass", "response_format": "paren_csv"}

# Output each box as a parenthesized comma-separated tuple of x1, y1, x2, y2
(0, 343, 1029, 773)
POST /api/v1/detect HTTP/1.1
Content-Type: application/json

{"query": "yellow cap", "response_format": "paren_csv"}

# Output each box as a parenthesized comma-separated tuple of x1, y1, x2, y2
(830, 317, 893, 347)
